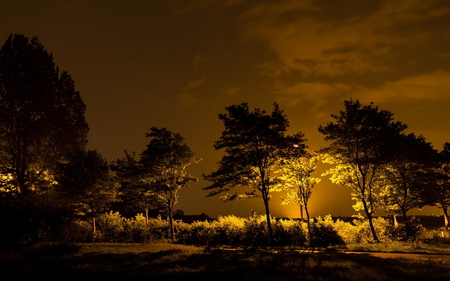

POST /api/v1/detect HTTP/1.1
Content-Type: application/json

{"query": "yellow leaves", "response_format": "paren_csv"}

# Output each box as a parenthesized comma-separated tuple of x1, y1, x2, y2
(279, 154, 321, 208)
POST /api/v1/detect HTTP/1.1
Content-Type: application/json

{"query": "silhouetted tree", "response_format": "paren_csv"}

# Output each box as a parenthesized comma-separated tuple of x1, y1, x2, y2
(55, 149, 117, 235)
(111, 150, 161, 224)
(140, 127, 200, 241)
(432, 142, 450, 227)
(319, 99, 407, 242)
(204, 103, 306, 245)
(0, 34, 88, 195)
(379, 133, 436, 238)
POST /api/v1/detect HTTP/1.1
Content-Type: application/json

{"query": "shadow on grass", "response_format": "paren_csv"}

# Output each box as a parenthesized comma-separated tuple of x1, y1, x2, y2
(1, 249, 450, 281)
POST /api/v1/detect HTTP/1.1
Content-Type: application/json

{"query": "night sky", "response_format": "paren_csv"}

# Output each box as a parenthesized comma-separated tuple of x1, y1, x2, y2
(1, 0, 449, 218)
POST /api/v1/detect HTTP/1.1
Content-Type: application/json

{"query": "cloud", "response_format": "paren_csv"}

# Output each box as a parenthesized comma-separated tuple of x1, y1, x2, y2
(356, 70, 450, 103)
(193, 53, 211, 67)
(226, 86, 240, 96)
(184, 77, 208, 91)
(275, 70, 450, 117)
(238, 0, 450, 77)
(275, 82, 356, 109)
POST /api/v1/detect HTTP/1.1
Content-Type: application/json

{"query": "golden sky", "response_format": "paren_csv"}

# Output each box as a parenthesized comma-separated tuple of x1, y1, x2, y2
(1, 0, 449, 218)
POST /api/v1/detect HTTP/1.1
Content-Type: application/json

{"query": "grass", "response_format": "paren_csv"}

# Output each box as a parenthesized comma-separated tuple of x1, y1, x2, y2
(334, 241, 450, 255)
(1, 243, 450, 280)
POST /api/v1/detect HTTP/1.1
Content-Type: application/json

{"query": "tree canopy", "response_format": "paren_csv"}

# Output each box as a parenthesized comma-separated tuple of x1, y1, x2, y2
(204, 102, 307, 244)
(55, 148, 117, 233)
(0, 34, 89, 195)
(140, 127, 200, 240)
(319, 99, 407, 242)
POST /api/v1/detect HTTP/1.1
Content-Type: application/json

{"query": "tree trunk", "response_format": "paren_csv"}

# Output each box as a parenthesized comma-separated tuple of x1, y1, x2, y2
(401, 208, 410, 240)
(393, 215, 398, 227)
(300, 205, 304, 219)
(92, 216, 97, 239)
(262, 194, 274, 245)
(304, 203, 312, 246)
(362, 199, 380, 242)
(442, 205, 449, 229)
(168, 205, 175, 241)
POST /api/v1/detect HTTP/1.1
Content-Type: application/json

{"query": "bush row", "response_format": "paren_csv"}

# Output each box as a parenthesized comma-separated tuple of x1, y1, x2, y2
(64, 212, 450, 247)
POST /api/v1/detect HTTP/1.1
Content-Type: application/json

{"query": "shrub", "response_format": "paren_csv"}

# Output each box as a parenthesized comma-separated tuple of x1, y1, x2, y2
(96, 211, 126, 242)
(273, 219, 307, 247)
(419, 227, 450, 245)
(386, 217, 425, 242)
(125, 214, 152, 243)
(309, 216, 345, 247)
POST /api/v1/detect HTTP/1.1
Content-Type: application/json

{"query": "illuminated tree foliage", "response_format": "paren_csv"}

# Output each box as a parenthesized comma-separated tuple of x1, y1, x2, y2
(278, 152, 320, 243)
(432, 142, 450, 227)
(319, 99, 407, 242)
(55, 148, 118, 234)
(140, 127, 200, 241)
(0, 34, 89, 195)
(379, 133, 436, 238)
(204, 103, 306, 244)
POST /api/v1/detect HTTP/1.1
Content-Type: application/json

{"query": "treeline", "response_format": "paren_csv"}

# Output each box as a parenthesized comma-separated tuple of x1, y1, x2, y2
(0, 34, 449, 250)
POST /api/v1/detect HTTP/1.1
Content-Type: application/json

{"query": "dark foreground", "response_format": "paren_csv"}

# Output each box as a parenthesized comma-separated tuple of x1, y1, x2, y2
(1, 245, 450, 281)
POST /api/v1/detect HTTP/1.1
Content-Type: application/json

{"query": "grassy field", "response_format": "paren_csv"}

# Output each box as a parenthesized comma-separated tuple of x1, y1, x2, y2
(1, 243, 450, 281)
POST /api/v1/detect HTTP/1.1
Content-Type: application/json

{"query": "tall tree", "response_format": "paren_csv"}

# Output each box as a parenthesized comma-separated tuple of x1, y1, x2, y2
(111, 150, 161, 224)
(379, 133, 436, 238)
(278, 151, 320, 244)
(0, 34, 88, 195)
(432, 142, 450, 227)
(319, 99, 407, 242)
(204, 103, 306, 244)
(55, 149, 117, 234)
(140, 127, 200, 241)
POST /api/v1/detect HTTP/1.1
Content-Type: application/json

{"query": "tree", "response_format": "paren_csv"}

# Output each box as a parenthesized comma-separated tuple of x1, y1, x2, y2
(111, 150, 160, 224)
(379, 133, 436, 238)
(204, 102, 306, 244)
(140, 127, 200, 241)
(0, 34, 88, 195)
(432, 142, 450, 227)
(278, 152, 321, 244)
(318, 99, 407, 242)
(55, 148, 117, 234)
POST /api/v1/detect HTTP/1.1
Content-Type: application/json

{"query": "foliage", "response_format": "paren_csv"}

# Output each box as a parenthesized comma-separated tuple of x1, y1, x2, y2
(140, 127, 201, 240)
(279, 154, 321, 210)
(204, 102, 306, 244)
(319, 99, 407, 242)
(278, 152, 321, 244)
(378, 133, 436, 240)
(111, 150, 161, 217)
(0, 34, 88, 195)
(55, 148, 118, 223)
(0, 193, 75, 250)
(431, 142, 450, 226)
